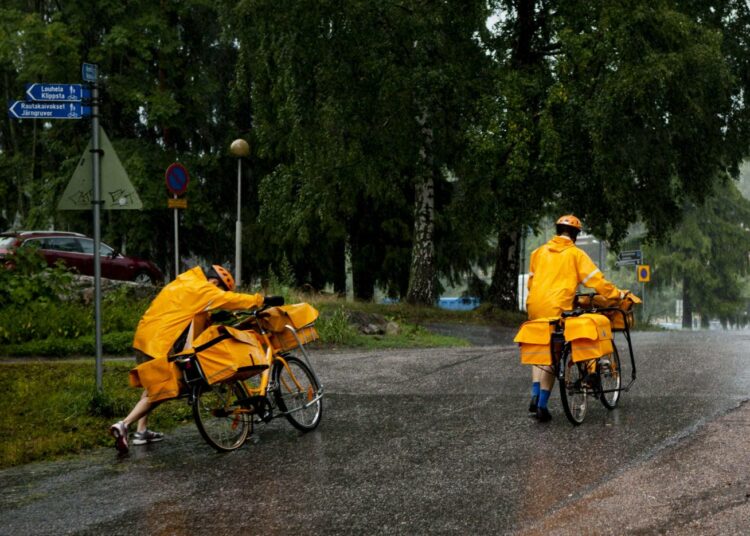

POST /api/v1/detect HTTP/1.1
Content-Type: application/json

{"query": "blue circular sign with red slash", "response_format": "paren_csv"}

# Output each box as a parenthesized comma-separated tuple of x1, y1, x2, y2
(165, 163, 189, 196)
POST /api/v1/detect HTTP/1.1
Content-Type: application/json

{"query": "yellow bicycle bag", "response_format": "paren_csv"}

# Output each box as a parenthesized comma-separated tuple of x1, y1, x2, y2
(564, 313, 613, 362)
(191, 325, 268, 384)
(129, 357, 182, 403)
(259, 303, 320, 351)
(514, 317, 559, 365)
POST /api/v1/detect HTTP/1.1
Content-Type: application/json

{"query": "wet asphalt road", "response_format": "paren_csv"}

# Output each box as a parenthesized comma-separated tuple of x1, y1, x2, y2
(1, 329, 749, 535)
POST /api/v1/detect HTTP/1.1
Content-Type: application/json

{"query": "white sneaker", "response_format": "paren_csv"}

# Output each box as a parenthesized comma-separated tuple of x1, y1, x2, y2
(132, 430, 164, 445)
(109, 421, 129, 453)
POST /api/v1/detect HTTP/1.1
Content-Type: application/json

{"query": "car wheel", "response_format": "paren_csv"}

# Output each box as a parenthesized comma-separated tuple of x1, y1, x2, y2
(133, 271, 154, 285)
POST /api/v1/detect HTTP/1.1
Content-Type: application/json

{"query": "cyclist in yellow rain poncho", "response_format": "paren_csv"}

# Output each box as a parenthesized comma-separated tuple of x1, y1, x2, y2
(525, 215, 624, 422)
(109, 265, 274, 453)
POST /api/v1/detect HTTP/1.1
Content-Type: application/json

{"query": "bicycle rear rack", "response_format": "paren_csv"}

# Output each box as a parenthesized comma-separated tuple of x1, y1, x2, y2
(283, 323, 324, 390)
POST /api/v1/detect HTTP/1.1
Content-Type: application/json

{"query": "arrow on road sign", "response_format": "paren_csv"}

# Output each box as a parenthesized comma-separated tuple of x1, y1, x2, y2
(8, 101, 91, 120)
(25, 83, 90, 102)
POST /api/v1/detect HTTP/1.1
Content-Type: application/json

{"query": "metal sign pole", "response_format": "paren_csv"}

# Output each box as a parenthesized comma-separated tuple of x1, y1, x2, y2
(235, 158, 242, 288)
(174, 194, 179, 278)
(91, 82, 103, 392)
(230, 139, 250, 288)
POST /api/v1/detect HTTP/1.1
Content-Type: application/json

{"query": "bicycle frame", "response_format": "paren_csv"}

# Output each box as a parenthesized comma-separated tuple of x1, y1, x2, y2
(241, 321, 324, 419)
(230, 307, 323, 410)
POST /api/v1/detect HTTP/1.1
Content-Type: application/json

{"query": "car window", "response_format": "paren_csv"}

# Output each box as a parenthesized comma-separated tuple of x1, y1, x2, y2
(79, 238, 94, 254)
(78, 238, 113, 256)
(19, 238, 43, 248)
(46, 237, 83, 253)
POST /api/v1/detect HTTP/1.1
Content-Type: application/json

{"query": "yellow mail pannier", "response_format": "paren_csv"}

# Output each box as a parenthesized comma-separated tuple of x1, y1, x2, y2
(564, 313, 613, 362)
(129, 357, 182, 403)
(191, 325, 268, 384)
(514, 317, 559, 365)
(258, 303, 320, 351)
(129, 325, 269, 402)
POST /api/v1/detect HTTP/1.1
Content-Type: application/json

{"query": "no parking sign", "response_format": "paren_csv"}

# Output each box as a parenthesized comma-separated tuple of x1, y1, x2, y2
(165, 162, 189, 196)
(165, 162, 189, 280)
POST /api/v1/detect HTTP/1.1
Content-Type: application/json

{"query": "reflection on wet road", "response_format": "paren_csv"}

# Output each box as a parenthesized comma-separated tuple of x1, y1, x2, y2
(1, 330, 748, 534)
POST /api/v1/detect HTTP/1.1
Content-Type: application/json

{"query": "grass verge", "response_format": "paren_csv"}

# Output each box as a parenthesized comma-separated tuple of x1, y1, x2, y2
(0, 361, 193, 469)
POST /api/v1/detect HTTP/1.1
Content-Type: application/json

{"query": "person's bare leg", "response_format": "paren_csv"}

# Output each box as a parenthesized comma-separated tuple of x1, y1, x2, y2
(123, 390, 152, 431)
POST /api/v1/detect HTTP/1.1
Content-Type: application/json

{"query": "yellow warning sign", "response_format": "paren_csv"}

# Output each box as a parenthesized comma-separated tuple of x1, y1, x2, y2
(58, 126, 142, 210)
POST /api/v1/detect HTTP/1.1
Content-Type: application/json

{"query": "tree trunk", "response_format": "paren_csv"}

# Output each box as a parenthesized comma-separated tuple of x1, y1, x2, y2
(333, 238, 346, 296)
(406, 106, 437, 306)
(351, 241, 375, 301)
(406, 169, 436, 305)
(488, 226, 521, 309)
(682, 275, 693, 329)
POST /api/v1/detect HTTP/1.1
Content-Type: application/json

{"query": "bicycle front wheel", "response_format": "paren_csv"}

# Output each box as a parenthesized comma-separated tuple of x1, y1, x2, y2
(559, 348, 588, 425)
(272, 356, 323, 432)
(599, 341, 621, 410)
(193, 381, 251, 452)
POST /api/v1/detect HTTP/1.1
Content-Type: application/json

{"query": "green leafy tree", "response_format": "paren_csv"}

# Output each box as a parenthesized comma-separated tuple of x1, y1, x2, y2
(470, 0, 745, 310)
(1, 1, 256, 281)
(237, 0, 489, 302)
(647, 181, 750, 328)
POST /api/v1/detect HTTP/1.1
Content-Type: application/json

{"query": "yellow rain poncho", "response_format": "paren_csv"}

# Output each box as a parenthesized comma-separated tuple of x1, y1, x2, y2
(133, 266, 264, 359)
(526, 235, 620, 320)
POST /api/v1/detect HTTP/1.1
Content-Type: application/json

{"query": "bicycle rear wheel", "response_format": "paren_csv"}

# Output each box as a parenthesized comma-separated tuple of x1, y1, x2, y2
(272, 356, 323, 432)
(559, 347, 588, 425)
(193, 381, 251, 452)
(599, 341, 621, 409)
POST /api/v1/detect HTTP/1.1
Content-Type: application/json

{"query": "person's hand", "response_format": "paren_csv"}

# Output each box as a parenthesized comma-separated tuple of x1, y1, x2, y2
(263, 295, 285, 307)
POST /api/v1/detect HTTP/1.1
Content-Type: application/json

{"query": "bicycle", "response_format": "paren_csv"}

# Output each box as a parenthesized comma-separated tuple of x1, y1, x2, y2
(516, 292, 639, 425)
(169, 302, 324, 451)
(555, 292, 640, 425)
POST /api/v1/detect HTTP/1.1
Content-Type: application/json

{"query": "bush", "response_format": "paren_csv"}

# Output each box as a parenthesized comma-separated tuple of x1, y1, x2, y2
(0, 302, 93, 344)
(2, 331, 135, 357)
(317, 306, 359, 345)
(0, 245, 74, 304)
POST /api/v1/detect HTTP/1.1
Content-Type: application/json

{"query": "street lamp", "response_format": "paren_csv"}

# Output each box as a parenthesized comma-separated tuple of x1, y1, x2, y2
(230, 138, 250, 288)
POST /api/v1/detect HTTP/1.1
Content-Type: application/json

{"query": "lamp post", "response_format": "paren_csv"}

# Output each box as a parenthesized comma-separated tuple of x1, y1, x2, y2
(230, 138, 250, 288)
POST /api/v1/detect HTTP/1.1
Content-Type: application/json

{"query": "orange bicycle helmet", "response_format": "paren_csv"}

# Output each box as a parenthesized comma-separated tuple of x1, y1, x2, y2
(556, 214, 582, 230)
(211, 264, 235, 291)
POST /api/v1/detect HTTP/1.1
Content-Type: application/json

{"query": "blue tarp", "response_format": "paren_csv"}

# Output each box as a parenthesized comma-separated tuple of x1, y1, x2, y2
(437, 296, 480, 311)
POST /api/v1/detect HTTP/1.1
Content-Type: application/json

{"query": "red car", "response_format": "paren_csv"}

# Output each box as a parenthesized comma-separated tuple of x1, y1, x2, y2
(0, 230, 163, 285)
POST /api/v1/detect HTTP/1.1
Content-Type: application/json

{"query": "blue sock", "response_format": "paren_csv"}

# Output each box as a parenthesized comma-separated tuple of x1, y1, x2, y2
(538, 389, 551, 409)
(531, 382, 540, 400)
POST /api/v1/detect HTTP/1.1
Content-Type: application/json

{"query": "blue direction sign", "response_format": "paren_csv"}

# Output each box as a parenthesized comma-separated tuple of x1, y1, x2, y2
(8, 101, 91, 120)
(25, 83, 90, 102)
(82, 63, 98, 83)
